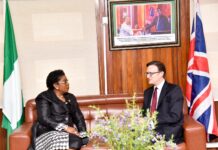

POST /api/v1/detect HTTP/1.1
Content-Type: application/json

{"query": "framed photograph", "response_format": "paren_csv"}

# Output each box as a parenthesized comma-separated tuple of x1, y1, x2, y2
(108, 0, 180, 50)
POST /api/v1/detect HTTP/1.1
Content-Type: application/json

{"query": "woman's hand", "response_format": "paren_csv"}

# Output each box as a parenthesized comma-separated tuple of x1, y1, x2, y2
(64, 126, 80, 136)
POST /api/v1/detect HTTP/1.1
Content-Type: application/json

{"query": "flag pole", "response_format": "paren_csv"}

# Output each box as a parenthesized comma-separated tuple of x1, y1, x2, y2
(2, 0, 24, 149)
(187, 0, 218, 145)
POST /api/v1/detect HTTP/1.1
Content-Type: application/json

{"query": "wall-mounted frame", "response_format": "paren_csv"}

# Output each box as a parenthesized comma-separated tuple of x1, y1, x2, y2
(108, 0, 180, 50)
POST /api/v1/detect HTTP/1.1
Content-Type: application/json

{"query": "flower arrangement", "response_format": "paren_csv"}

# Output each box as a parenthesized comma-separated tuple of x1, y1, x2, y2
(89, 93, 175, 150)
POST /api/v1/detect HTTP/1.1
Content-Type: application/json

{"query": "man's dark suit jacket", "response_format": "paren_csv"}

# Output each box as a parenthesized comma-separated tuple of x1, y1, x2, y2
(142, 81, 184, 144)
(146, 15, 170, 32)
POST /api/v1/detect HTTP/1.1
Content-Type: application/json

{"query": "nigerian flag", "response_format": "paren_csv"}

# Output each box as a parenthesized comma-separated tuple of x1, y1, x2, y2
(2, 0, 24, 149)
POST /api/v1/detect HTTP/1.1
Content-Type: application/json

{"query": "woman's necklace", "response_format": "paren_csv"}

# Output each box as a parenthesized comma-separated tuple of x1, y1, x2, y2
(57, 95, 67, 103)
(58, 95, 64, 99)
(56, 92, 69, 104)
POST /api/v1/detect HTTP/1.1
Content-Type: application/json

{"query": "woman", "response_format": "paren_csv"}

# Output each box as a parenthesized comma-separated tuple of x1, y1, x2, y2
(33, 70, 88, 150)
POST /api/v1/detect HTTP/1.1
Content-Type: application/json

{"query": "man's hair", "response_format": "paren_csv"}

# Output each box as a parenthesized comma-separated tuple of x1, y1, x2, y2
(146, 61, 166, 77)
(46, 69, 65, 90)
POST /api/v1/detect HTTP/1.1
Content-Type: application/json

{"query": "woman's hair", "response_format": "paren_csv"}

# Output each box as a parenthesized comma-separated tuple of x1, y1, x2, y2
(46, 69, 65, 90)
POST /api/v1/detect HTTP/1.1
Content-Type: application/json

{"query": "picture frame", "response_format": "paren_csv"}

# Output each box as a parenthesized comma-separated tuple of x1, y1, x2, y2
(108, 0, 180, 50)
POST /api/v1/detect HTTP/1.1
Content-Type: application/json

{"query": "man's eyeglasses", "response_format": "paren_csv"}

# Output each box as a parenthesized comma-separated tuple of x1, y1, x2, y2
(58, 80, 69, 84)
(145, 72, 160, 76)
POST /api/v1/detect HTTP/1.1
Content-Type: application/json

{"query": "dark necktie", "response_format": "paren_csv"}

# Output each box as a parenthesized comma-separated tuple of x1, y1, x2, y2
(151, 87, 158, 114)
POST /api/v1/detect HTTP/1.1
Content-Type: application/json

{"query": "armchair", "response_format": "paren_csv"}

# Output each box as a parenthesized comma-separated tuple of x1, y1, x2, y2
(10, 95, 206, 150)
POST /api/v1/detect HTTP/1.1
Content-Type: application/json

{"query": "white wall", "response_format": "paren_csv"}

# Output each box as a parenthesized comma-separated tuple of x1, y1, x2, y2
(0, 0, 100, 107)
(190, 0, 218, 100)
(1, 0, 218, 106)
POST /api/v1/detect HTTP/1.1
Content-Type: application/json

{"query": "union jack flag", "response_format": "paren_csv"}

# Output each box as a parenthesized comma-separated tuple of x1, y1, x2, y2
(186, 0, 218, 138)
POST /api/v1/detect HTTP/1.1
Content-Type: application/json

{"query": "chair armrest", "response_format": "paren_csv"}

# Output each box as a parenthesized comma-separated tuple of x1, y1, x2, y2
(10, 122, 33, 150)
(183, 115, 206, 150)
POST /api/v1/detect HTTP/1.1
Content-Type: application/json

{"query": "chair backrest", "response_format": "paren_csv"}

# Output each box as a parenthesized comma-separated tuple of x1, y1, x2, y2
(25, 99, 37, 123)
(24, 95, 187, 131)
(183, 98, 188, 115)
(24, 95, 144, 129)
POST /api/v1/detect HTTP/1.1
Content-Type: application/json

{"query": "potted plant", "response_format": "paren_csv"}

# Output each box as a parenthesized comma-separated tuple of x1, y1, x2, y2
(89, 93, 175, 150)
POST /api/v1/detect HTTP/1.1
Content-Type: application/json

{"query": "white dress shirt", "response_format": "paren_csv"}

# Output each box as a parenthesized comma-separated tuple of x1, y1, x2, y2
(152, 79, 165, 108)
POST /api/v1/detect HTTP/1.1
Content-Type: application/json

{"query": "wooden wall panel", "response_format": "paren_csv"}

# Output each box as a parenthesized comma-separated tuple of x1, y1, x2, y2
(96, 0, 106, 95)
(0, 109, 7, 150)
(96, 0, 190, 95)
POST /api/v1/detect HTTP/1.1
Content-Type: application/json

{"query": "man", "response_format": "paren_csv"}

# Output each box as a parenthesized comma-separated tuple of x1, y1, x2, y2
(146, 7, 170, 33)
(142, 61, 184, 144)
(119, 16, 133, 36)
